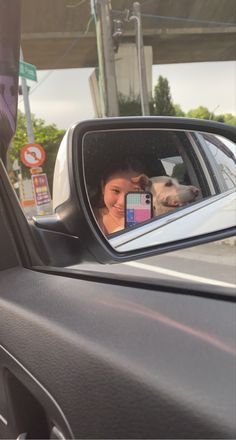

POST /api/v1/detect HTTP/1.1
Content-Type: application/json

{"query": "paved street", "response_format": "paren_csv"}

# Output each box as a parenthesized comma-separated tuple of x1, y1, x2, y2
(72, 242, 236, 289)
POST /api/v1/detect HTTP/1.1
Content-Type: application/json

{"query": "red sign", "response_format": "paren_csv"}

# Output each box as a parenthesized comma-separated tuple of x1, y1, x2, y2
(31, 173, 51, 206)
(21, 143, 46, 168)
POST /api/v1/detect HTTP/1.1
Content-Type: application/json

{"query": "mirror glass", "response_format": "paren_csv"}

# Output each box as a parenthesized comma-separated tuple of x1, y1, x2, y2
(83, 129, 236, 252)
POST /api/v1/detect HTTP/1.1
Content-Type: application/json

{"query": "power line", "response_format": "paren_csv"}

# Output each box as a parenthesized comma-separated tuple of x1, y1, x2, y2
(141, 13, 236, 27)
(113, 9, 236, 27)
(66, 0, 87, 8)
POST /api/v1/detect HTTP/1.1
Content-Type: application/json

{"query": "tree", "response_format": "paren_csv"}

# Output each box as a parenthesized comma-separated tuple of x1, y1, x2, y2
(224, 113, 236, 126)
(187, 106, 211, 120)
(10, 111, 65, 191)
(119, 94, 142, 116)
(174, 104, 185, 117)
(212, 114, 225, 123)
(118, 78, 236, 126)
(186, 107, 236, 125)
(118, 93, 155, 116)
(153, 75, 175, 116)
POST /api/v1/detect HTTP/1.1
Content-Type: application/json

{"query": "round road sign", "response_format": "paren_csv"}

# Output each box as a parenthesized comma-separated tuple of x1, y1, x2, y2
(20, 143, 46, 168)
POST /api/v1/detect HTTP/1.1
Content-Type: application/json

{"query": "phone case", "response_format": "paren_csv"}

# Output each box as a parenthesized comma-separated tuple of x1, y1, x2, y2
(125, 192, 153, 228)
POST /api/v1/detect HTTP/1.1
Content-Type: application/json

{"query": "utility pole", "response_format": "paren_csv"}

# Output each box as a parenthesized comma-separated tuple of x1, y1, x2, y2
(91, 0, 119, 116)
(130, 2, 150, 115)
(20, 47, 35, 143)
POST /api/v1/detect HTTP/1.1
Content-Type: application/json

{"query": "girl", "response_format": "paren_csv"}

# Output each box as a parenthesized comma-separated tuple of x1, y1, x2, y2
(93, 159, 144, 235)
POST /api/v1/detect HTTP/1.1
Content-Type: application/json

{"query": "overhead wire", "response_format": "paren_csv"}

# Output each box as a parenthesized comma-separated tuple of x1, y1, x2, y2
(18, 3, 235, 105)
(113, 9, 236, 27)
(66, 0, 87, 7)
(140, 13, 236, 27)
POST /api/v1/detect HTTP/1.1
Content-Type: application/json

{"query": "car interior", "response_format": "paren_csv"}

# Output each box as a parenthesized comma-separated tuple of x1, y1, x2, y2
(0, 2, 235, 439)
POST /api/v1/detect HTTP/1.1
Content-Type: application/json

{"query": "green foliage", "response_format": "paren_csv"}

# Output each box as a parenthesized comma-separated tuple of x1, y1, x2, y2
(186, 106, 236, 125)
(118, 93, 155, 116)
(153, 75, 175, 116)
(187, 106, 211, 120)
(119, 76, 177, 117)
(213, 114, 225, 123)
(119, 94, 142, 116)
(10, 111, 65, 191)
(224, 113, 236, 126)
(118, 77, 236, 125)
(174, 104, 185, 117)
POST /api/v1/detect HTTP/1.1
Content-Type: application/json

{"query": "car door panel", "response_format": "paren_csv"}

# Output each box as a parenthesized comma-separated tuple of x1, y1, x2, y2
(1, 123, 235, 439)
(1, 266, 235, 438)
(0, 347, 72, 439)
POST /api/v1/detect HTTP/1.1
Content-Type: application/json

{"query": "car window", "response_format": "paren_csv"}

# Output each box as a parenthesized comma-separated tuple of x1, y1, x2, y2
(200, 133, 236, 191)
(1, 1, 235, 298)
(161, 156, 186, 181)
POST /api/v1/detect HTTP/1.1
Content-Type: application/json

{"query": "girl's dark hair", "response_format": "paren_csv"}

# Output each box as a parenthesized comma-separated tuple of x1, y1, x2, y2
(91, 157, 145, 209)
(83, 131, 158, 209)
(101, 157, 144, 183)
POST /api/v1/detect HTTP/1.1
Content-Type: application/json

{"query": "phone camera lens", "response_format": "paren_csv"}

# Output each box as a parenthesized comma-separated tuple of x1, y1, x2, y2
(146, 194, 150, 199)
(146, 200, 150, 204)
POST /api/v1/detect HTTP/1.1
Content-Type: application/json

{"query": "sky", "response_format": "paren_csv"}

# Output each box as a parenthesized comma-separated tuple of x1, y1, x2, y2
(18, 60, 236, 130)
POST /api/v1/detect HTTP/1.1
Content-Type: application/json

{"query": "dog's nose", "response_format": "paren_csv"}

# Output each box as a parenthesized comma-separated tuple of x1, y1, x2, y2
(191, 187, 200, 197)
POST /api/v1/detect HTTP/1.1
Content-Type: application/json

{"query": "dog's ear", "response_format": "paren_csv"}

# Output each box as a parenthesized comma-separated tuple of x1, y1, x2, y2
(132, 174, 152, 190)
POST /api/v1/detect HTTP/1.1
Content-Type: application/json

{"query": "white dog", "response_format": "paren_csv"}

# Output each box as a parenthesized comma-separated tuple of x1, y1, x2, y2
(132, 175, 200, 216)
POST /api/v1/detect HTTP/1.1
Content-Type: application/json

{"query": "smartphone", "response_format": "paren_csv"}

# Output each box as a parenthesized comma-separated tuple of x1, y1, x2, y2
(125, 192, 153, 228)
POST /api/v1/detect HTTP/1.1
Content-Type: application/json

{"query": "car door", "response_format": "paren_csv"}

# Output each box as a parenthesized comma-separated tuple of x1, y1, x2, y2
(1, 153, 236, 439)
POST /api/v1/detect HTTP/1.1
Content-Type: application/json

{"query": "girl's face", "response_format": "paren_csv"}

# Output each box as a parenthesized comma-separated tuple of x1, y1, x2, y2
(102, 170, 141, 219)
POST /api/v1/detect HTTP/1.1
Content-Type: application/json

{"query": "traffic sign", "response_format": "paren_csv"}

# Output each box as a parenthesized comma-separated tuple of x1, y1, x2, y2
(20, 143, 46, 168)
(19, 61, 37, 82)
(31, 173, 51, 206)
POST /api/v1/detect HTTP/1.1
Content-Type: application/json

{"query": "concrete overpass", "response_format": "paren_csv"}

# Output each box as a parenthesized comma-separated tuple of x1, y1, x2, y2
(21, 0, 236, 70)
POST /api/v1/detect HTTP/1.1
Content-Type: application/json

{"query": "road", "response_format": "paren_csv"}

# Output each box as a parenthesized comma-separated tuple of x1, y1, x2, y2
(72, 242, 236, 289)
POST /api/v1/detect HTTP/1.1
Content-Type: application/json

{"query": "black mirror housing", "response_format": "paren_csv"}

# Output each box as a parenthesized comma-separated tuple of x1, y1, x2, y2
(34, 117, 236, 265)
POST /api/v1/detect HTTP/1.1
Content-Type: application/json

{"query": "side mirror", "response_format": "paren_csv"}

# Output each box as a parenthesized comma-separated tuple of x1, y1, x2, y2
(36, 117, 236, 264)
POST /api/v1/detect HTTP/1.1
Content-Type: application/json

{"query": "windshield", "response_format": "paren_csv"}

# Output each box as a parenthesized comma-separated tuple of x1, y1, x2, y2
(3, 1, 236, 292)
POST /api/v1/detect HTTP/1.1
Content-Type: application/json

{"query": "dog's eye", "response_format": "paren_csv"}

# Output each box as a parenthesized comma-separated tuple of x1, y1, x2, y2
(165, 180, 173, 187)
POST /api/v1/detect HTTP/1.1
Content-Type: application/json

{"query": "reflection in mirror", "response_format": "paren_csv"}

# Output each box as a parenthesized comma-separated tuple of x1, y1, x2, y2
(83, 129, 236, 250)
